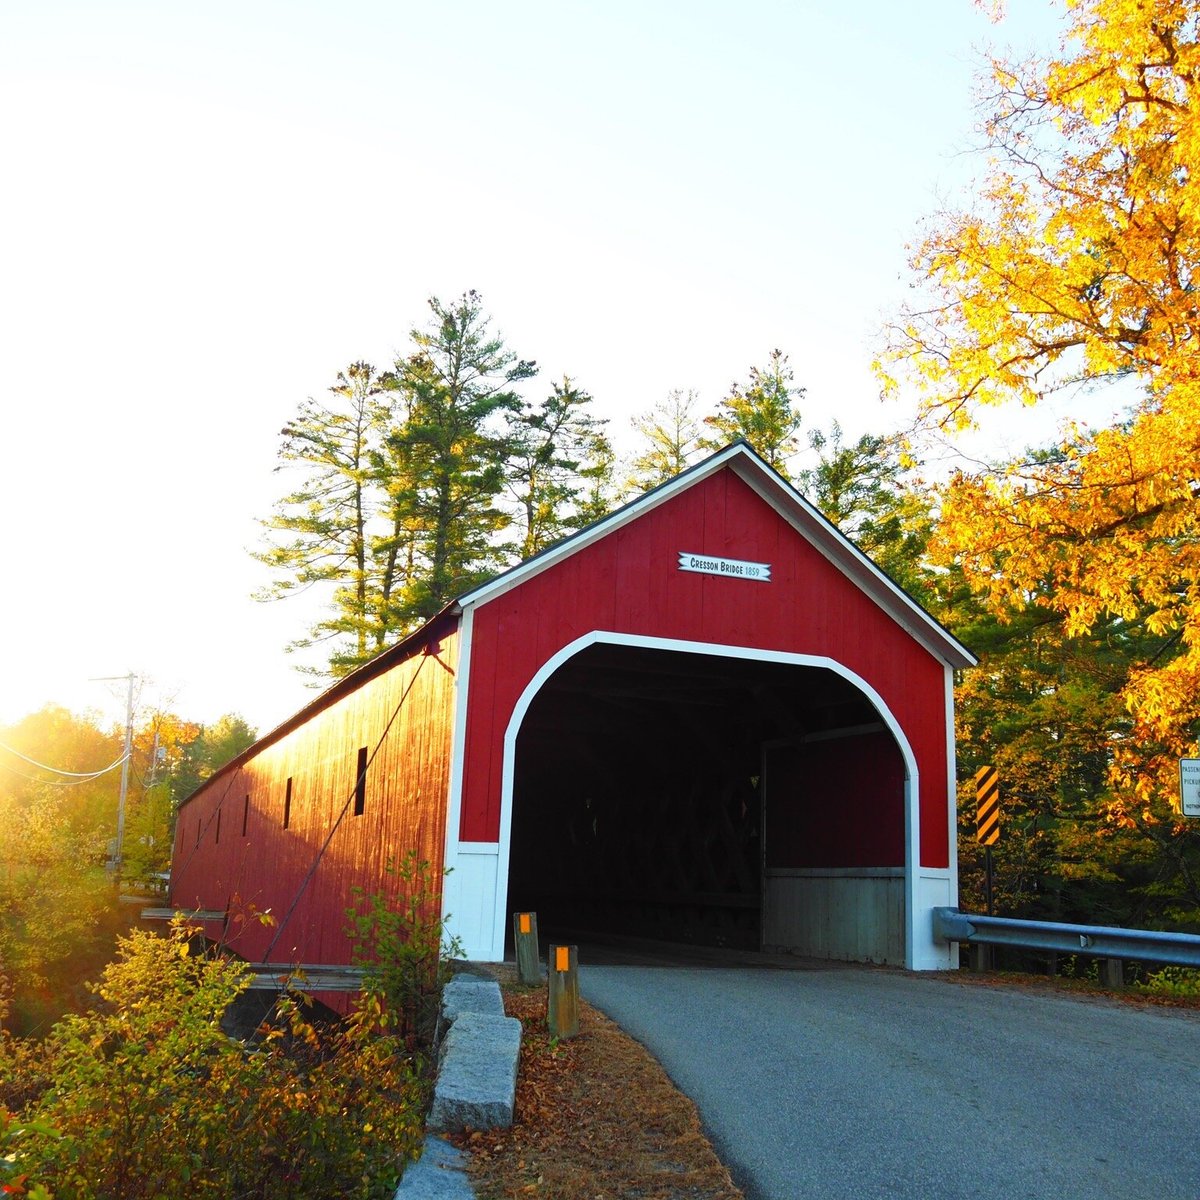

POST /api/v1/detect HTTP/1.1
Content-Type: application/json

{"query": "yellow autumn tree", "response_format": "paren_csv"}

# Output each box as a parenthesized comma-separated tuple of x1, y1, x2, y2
(880, 0, 1200, 821)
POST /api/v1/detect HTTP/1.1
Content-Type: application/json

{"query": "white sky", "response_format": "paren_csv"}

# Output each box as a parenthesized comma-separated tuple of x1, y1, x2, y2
(0, 1, 1074, 737)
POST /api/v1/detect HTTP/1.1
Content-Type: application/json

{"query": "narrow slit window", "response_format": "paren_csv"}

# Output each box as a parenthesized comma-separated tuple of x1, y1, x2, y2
(354, 747, 368, 816)
(242, 794, 249, 837)
(215, 808, 221, 844)
(283, 777, 293, 829)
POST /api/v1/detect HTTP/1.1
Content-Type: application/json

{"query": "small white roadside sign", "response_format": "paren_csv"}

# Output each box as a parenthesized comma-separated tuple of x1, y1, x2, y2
(677, 552, 771, 582)
(1181, 759, 1200, 817)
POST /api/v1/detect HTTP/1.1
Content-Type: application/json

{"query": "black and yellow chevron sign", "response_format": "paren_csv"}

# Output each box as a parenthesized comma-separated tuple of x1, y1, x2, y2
(975, 765, 1000, 845)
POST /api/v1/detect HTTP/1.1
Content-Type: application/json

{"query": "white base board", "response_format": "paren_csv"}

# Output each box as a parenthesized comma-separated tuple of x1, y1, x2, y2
(446, 854, 957, 971)
(442, 842, 500, 961)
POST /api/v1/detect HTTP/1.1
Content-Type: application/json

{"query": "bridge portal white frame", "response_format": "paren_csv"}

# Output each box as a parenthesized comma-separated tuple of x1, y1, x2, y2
(442, 628, 959, 971)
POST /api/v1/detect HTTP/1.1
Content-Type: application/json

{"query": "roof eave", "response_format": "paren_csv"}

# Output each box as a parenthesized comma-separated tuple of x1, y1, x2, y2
(726, 456, 977, 670)
(175, 606, 460, 810)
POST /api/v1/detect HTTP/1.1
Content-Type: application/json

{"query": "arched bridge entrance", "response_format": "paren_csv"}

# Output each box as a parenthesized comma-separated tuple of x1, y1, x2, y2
(505, 640, 911, 962)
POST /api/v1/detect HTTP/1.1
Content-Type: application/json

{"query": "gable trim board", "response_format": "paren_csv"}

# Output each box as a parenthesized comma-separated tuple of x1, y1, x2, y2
(456, 441, 975, 673)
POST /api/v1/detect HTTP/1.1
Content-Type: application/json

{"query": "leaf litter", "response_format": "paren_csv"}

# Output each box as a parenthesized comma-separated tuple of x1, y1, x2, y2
(447, 973, 745, 1200)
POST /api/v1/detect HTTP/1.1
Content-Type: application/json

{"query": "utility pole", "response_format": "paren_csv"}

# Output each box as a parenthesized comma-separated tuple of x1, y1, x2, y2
(92, 672, 136, 871)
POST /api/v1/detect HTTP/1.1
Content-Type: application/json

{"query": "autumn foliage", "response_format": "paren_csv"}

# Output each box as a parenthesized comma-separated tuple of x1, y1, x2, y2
(0, 921, 426, 1200)
(882, 0, 1200, 835)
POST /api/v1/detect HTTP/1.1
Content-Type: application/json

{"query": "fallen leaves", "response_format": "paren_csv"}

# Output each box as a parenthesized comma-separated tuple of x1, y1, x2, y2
(449, 975, 744, 1200)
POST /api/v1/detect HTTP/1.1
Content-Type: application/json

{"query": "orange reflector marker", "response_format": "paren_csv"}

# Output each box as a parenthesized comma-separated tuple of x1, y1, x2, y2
(513, 911, 540, 985)
(548, 943, 579, 1037)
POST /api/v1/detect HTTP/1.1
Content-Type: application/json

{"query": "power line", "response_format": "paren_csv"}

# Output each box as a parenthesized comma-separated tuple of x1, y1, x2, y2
(0, 759, 125, 788)
(0, 741, 129, 780)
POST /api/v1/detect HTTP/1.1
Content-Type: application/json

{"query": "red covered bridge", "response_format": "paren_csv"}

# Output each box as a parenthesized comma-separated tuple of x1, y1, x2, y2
(171, 442, 975, 970)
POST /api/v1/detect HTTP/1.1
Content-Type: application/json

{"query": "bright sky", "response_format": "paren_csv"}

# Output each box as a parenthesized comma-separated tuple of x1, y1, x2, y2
(0, 1, 1070, 737)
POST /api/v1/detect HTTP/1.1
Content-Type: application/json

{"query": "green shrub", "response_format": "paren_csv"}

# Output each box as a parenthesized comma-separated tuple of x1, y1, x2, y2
(0, 1106, 55, 1200)
(346, 852, 462, 1054)
(1139, 965, 1200, 998)
(0, 921, 425, 1200)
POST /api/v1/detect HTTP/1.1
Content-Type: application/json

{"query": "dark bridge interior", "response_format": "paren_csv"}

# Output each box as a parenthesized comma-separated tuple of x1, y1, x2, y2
(506, 643, 890, 951)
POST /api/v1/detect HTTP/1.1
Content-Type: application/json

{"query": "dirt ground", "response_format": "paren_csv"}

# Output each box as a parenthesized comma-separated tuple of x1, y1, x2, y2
(446, 973, 745, 1200)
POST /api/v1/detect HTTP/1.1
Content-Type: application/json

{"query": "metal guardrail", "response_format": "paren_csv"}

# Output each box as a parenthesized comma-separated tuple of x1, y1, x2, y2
(933, 907, 1200, 968)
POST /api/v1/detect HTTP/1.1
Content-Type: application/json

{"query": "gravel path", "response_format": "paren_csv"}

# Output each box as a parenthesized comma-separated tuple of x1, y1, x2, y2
(581, 964, 1200, 1200)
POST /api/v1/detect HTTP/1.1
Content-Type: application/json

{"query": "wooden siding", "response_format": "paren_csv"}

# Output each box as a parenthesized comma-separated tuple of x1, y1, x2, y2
(169, 626, 459, 965)
(763, 869, 906, 963)
(461, 467, 951, 868)
(764, 732, 906, 869)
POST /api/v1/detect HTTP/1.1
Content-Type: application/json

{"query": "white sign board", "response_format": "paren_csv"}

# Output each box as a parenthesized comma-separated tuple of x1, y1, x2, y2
(1181, 759, 1200, 817)
(678, 552, 771, 582)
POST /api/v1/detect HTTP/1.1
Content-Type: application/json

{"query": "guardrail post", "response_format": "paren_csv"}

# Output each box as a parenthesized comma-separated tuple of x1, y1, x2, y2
(547, 943, 579, 1039)
(512, 911, 540, 985)
(969, 943, 992, 972)
(1099, 958, 1124, 989)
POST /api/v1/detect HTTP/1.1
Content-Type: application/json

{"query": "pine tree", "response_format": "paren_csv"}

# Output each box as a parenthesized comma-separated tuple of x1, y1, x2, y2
(384, 291, 537, 623)
(801, 423, 932, 595)
(628, 389, 704, 489)
(254, 362, 388, 669)
(700, 349, 804, 478)
(506, 377, 608, 557)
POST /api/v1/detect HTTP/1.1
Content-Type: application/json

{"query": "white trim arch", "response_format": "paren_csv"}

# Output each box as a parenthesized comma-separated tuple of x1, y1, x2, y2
(443, 630, 955, 969)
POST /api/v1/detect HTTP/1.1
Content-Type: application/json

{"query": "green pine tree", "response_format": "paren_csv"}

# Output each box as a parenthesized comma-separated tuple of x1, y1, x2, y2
(700, 349, 804, 478)
(628, 388, 704, 490)
(384, 291, 536, 623)
(506, 376, 608, 557)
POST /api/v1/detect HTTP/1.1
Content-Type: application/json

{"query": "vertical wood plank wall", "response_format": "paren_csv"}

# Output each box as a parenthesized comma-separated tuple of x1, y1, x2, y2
(763, 871, 906, 963)
(169, 626, 459, 966)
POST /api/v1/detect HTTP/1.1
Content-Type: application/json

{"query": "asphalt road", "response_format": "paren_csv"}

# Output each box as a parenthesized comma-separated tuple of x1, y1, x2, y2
(579, 963, 1200, 1200)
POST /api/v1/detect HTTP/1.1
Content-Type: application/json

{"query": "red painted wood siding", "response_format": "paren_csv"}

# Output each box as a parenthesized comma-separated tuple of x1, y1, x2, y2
(169, 627, 459, 965)
(764, 732, 906, 868)
(461, 469, 951, 868)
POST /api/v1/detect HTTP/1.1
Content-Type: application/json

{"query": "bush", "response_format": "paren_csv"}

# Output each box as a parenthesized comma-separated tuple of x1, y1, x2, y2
(1139, 965, 1200, 999)
(0, 921, 426, 1200)
(0, 1106, 55, 1200)
(0, 792, 127, 1035)
(346, 852, 462, 1055)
